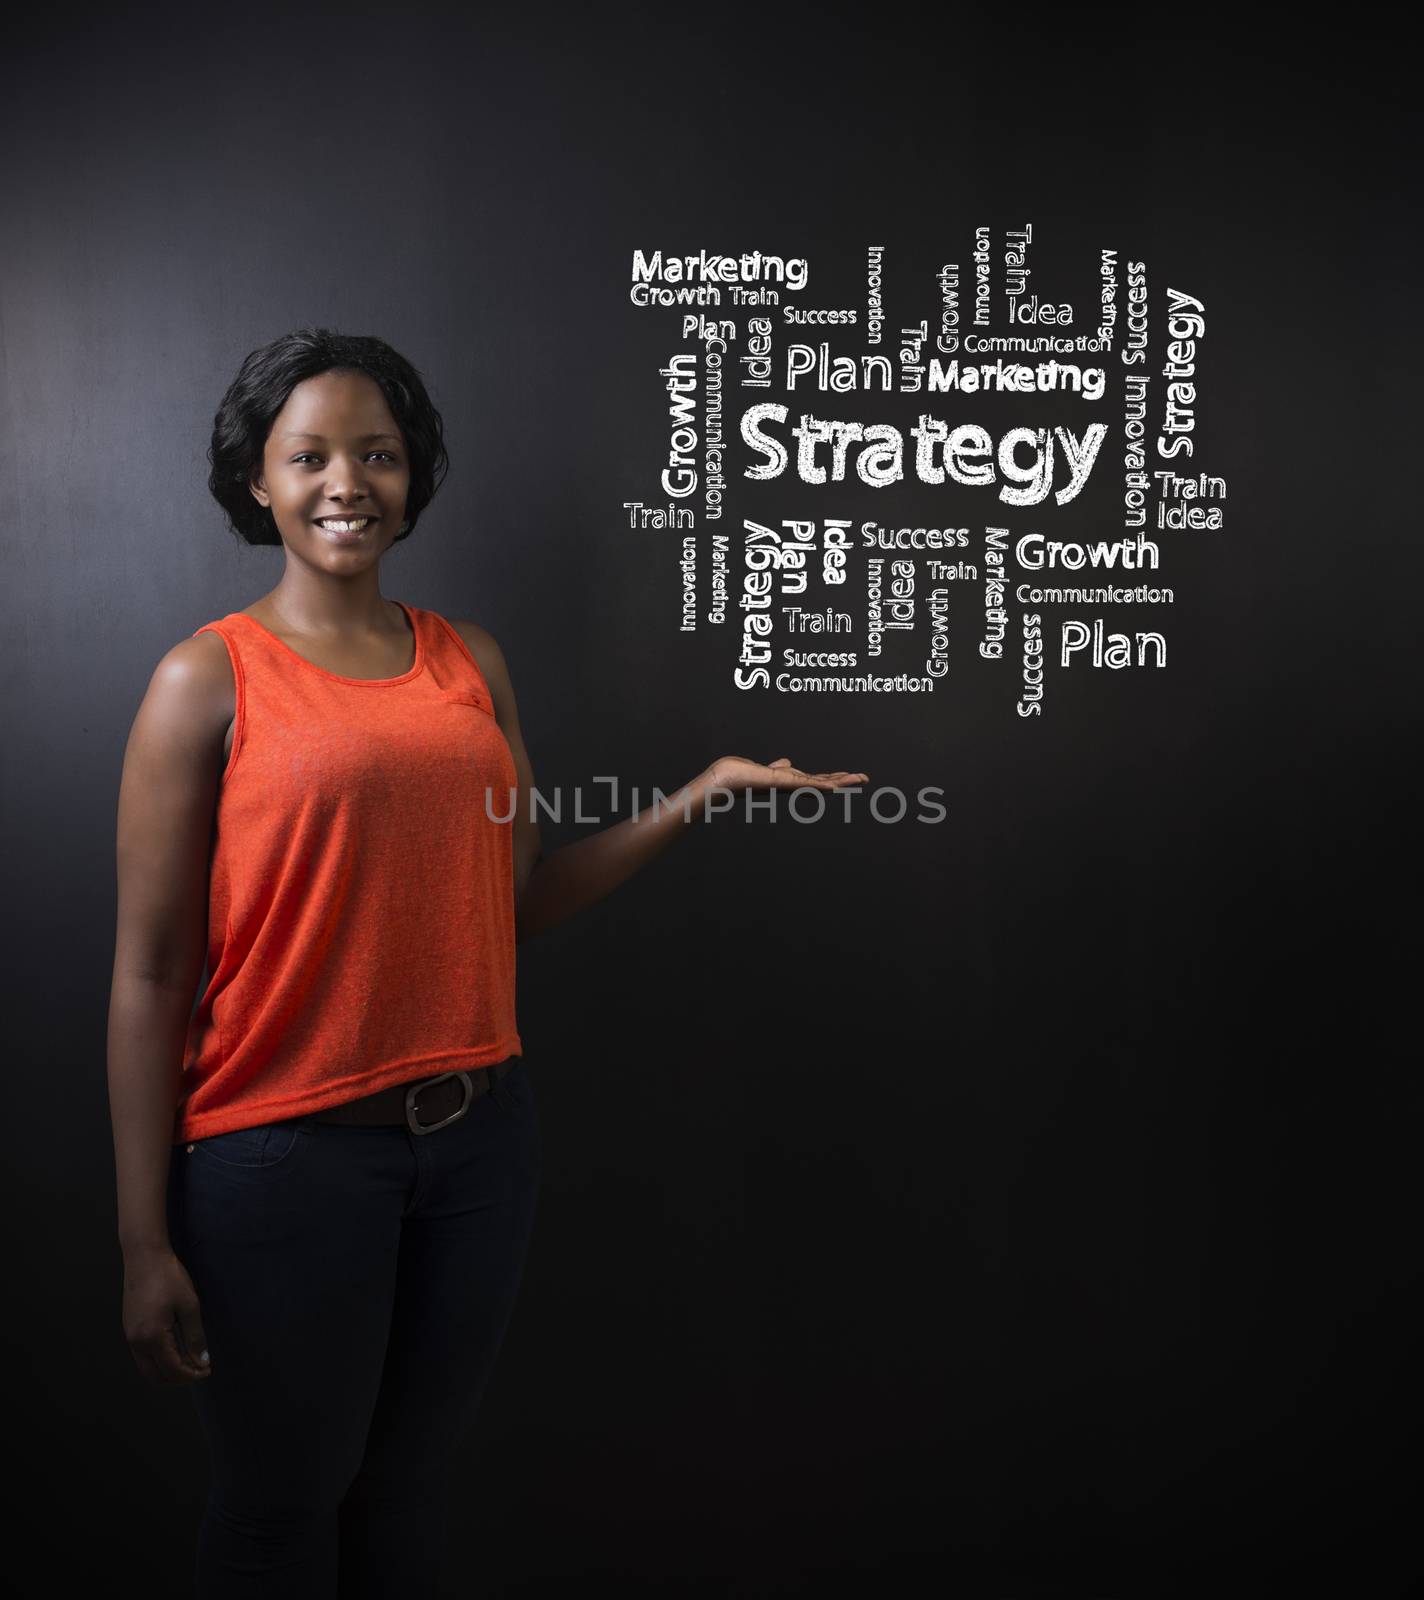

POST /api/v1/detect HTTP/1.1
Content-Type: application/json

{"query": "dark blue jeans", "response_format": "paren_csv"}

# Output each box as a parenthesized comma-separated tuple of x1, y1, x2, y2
(166, 1060, 542, 1598)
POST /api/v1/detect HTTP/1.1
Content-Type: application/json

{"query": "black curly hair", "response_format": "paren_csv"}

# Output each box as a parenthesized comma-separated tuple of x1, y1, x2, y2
(207, 329, 450, 546)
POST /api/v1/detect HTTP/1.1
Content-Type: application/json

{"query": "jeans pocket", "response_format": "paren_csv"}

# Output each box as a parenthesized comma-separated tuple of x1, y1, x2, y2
(191, 1119, 304, 1170)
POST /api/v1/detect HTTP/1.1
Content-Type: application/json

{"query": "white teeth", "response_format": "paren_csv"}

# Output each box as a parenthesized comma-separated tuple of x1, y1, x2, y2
(317, 518, 371, 532)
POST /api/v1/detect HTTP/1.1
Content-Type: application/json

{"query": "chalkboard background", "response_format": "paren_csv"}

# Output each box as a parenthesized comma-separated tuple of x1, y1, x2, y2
(3, 8, 1415, 1594)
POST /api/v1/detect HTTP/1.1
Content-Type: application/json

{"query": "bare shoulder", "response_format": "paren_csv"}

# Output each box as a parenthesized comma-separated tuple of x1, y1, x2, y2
(446, 618, 531, 741)
(147, 631, 233, 713)
(446, 617, 511, 683)
(131, 630, 235, 759)
(447, 616, 494, 650)
(160, 627, 233, 677)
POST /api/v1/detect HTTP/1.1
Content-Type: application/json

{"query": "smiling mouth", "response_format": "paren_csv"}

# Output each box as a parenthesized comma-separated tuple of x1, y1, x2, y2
(314, 516, 376, 533)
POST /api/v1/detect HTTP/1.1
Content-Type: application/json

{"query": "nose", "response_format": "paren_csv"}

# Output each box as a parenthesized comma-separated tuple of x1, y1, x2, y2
(323, 454, 372, 505)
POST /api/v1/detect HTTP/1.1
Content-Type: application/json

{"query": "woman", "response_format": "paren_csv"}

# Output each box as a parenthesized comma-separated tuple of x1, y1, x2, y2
(108, 328, 867, 1597)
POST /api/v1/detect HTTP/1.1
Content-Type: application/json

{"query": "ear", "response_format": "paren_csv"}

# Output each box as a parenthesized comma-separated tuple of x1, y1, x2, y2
(248, 467, 270, 508)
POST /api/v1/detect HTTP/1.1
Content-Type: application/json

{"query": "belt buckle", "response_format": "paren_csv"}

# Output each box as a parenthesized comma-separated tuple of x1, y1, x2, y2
(405, 1070, 473, 1135)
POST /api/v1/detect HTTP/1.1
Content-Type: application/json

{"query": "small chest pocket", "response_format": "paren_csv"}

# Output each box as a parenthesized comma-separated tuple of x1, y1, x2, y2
(440, 686, 495, 717)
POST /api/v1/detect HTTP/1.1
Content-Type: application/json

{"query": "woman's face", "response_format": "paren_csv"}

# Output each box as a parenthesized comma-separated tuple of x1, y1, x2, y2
(248, 369, 412, 566)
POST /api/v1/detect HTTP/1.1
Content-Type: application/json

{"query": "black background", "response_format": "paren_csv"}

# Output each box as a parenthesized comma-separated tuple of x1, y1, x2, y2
(2, 7, 1416, 1595)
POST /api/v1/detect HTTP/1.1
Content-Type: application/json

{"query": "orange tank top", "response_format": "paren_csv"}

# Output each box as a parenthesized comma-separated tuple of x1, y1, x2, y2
(174, 600, 522, 1142)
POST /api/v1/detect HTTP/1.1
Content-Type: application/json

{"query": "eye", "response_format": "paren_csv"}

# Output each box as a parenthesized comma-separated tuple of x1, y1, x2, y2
(289, 452, 399, 465)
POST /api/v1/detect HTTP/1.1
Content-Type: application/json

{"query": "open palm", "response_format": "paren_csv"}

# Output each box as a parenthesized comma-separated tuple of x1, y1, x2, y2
(709, 755, 869, 794)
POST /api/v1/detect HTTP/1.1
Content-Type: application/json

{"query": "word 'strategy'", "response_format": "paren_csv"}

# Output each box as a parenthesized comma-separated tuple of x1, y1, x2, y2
(624, 232, 1224, 718)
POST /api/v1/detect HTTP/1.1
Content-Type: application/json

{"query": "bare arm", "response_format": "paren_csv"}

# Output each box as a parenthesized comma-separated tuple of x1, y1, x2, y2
(453, 622, 866, 944)
(107, 631, 231, 1385)
(514, 766, 723, 943)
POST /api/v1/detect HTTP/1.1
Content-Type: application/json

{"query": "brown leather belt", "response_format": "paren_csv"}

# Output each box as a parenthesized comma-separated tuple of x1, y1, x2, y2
(309, 1060, 515, 1134)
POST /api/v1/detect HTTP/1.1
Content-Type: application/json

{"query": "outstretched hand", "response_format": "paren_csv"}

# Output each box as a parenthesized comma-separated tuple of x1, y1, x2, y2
(707, 755, 869, 795)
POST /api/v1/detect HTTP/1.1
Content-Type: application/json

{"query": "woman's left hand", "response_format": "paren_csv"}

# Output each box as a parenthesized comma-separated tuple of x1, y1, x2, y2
(705, 755, 869, 796)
